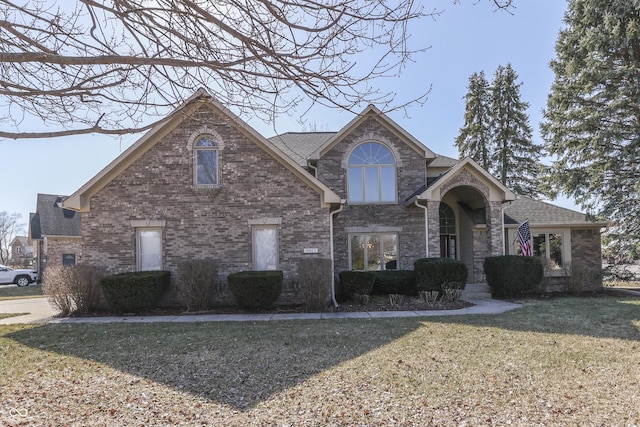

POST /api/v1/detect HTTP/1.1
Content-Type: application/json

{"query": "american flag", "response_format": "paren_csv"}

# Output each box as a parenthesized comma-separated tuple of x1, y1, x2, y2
(517, 220, 533, 256)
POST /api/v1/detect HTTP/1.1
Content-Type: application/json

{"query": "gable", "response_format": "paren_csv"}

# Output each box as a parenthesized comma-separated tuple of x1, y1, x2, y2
(310, 105, 435, 161)
(62, 90, 341, 212)
(413, 157, 516, 203)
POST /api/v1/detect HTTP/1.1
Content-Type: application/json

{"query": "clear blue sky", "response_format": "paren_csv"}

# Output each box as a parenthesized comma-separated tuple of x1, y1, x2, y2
(1, 0, 570, 234)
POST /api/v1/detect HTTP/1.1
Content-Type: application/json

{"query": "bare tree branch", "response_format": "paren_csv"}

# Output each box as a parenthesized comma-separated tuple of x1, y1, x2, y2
(0, 0, 514, 139)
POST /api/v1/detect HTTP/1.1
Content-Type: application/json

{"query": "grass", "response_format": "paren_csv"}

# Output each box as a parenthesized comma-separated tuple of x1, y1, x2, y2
(0, 284, 45, 300)
(1, 295, 639, 426)
(0, 312, 28, 320)
(606, 279, 640, 289)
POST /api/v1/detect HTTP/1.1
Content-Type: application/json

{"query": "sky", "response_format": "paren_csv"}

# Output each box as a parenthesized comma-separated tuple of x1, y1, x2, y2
(1, 0, 570, 235)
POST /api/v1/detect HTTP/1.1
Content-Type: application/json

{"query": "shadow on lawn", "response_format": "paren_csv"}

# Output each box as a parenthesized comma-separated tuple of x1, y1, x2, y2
(6, 318, 424, 410)
(429, 294, 640, 341)
(5, 294, 640, 411)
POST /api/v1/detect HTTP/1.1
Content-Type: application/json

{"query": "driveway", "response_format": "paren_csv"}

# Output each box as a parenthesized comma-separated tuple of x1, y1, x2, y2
(0, 297, 60, 325)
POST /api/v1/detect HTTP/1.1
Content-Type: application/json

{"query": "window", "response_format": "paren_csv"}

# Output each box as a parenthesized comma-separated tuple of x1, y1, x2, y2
(349, 233, 398, 271)
(348, 142, 396, 203)
(137, 229, 163, 271)
(62, 254, 76, 266)
(439, 203, 457, 259)
(194, 136, 219, 186)
(253, 226, 279, 270)
(516, 230, 566, 275)
(533, 233, 564, 271)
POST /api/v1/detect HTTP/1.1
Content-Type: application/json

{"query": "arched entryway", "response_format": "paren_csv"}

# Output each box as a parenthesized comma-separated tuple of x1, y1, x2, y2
(439, 186, 489, 283)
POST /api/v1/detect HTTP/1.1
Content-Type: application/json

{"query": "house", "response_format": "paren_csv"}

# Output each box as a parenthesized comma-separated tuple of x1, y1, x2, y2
(9, 236, 33, 267)
(29, 194, 82, 277)
(61, 89, 607, 303)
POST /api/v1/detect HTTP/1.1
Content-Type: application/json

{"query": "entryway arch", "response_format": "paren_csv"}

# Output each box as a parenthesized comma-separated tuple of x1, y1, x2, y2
(440, 185, 489, 283)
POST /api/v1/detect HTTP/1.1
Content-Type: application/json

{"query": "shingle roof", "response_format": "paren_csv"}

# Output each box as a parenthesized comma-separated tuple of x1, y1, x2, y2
(31, 194, 81, 238)
(429, 155, 459, 168)
(503, 196, 605, 227)
(267, 132, 336, 166)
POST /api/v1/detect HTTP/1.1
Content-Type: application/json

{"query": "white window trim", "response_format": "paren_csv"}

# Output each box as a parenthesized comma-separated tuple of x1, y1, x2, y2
(507, 227, 572, 276)
(194, 137, 219, 187)
(346, 142, 398, 205)
(348, 232, 399, 271)
(252, 225, 280, 271)
(135, 227, 164, 272)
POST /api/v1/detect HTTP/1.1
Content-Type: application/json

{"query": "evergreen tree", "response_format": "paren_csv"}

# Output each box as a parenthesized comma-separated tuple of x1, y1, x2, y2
(455, 71, 493, 170)
(490, 64, 543, 198)
(456, 64, 544, 197)
(541, 0, 640, 236)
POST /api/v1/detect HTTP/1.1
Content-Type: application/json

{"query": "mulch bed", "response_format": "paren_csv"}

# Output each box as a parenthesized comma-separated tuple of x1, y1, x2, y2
(68, 295, 473, 318)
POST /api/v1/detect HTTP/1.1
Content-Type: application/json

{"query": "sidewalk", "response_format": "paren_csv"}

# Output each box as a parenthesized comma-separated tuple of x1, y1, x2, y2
(0, 297, 521, 325)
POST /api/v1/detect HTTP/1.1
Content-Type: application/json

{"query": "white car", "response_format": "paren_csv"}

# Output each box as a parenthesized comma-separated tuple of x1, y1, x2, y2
(0, 265, 39, 287)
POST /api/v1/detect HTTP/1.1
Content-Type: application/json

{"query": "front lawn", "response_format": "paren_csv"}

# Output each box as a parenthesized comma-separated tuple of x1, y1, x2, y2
(1, 295, 639, 426)
(0, 284, 45, 300)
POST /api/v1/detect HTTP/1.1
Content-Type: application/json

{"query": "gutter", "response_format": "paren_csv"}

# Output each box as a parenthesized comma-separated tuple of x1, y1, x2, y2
(501, 201, 511, 255)
(414, 200, 429, 257)
(329, 200, 346, 307)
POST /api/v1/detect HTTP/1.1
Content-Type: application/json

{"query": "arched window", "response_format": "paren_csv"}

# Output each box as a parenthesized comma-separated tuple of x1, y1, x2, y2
(439, 203, 457, 259)
(347, 142, 396, 203)
(194, 136, 219, 186)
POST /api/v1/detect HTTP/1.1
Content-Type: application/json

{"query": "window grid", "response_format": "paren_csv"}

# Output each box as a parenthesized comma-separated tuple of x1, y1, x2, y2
(194, 135, 219, 186)
(347, 142, 396, 204)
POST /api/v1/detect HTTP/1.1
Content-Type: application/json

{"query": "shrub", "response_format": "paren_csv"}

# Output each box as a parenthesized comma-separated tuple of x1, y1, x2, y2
(176, 259, 219, 311)
(339, 271, 376, 298)
(99, 271, 171, 313)
(372, 270, 417, 295)
(227, 270, 283, 311)
(414, 258, 468, 293)
(43, 265, 104, 316)
(298, 258, 332, 311)
(484, 255, 544, 298)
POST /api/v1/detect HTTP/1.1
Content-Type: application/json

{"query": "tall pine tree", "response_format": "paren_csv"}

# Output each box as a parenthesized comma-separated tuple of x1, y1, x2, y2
(541, 0, 640, 236)
(456, 64, 544, 198)
(490, 64, 543, 198)
(455, 71, 492, 170)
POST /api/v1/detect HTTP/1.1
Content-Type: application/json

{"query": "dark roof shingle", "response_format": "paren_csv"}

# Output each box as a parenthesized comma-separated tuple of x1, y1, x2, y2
(31, 194, 81, 238)
(503, 196, 604, 227)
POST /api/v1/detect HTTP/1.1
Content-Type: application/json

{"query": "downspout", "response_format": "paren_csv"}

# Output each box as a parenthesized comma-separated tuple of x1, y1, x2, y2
(330, 200, 346, 307)
(501, 201, 512, 255)
(414, 200, 429, 257)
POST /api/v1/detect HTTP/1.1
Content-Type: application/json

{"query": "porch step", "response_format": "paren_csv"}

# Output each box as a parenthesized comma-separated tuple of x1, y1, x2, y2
(461, 283, 492, 300)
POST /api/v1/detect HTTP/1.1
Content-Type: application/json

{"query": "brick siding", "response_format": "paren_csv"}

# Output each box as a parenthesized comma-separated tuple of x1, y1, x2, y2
(81, 105, 331, 305)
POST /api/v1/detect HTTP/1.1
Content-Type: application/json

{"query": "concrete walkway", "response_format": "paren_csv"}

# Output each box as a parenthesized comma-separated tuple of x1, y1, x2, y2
(0, 296, 522, 325)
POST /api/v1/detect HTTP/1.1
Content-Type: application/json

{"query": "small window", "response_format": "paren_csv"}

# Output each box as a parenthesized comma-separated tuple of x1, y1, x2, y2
(137, 228, 163, 271)
(62, 254, 76, 266)
(253, 226, 279, 270)
(194, 136, 219, 186)
(349, 233, 398, 271)
(347, 142, 396, 203)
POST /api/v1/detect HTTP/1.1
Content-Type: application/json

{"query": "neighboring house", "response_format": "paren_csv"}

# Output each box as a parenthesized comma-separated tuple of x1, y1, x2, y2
(9, 236, 33, 267)
(29, 194, 82, 277)
(61, 89, 607, 304)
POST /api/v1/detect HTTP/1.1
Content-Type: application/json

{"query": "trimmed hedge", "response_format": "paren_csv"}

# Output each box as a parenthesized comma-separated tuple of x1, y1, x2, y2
(372, 270, 417, 295)
(414, 258, 468, 292)
(339, 271, 376, 297)
(99, 271, 170, 313)
(227, 270, 283, 311)
(484, 255, 544, 298)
